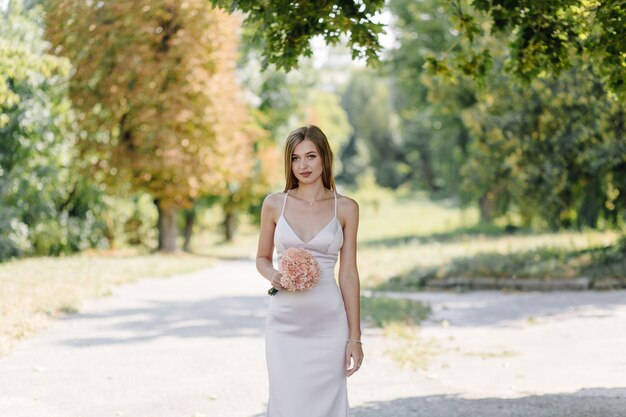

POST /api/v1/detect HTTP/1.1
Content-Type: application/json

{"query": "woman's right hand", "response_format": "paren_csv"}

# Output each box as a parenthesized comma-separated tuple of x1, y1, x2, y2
(270, 270, 285, 290)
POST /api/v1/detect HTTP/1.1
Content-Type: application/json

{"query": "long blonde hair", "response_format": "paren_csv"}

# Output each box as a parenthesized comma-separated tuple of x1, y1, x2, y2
(283, 125, 335, 192)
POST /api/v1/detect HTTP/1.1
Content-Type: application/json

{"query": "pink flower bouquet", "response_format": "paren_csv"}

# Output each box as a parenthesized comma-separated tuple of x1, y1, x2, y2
(268, 248, 320, 296)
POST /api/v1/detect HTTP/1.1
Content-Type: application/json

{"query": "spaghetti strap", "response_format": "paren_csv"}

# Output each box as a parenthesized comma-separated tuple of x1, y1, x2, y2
(281, 190, 289, 217)
(334, 191, 337, 217)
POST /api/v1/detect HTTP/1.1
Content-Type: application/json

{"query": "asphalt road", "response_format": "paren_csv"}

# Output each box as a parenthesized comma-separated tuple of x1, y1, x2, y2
(1, 259, 625, 417)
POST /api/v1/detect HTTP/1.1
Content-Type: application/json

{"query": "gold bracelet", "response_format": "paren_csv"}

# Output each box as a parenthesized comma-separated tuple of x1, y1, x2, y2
(346, 339, 362, 344)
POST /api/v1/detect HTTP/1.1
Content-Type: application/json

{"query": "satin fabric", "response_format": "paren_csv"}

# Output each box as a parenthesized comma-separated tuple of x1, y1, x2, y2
(265, 190, 350, 417)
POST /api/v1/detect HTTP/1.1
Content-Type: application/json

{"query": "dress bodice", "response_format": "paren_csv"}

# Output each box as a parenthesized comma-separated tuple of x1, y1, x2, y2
(273, 190, 344, 285)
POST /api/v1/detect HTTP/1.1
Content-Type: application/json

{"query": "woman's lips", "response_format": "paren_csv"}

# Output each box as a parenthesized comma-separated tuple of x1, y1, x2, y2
(300, 172, 312, 177)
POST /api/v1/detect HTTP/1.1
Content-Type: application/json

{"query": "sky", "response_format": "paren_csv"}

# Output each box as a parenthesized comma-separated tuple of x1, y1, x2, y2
(311, 7, 397, 69)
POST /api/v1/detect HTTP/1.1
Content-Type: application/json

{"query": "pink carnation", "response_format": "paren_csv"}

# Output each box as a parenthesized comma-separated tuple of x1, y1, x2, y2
(278, 247, 321, 292)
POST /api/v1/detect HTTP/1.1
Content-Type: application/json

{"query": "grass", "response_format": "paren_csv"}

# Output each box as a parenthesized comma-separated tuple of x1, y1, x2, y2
(371, 233, 625, 291)
(190, 224, 259, 260)
(0, 249, 216, 356)
(360, 294, 433, 370)
(384, 321, 440, 371)
(352, 190, 625, 290)
(360, 294, 431, 327)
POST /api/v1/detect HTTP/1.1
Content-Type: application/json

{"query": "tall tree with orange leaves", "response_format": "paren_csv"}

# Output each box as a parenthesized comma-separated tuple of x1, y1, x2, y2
(45, 0, 256, 252)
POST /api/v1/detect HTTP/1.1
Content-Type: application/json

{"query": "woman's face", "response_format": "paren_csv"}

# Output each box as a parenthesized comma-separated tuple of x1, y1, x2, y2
(292, 139, 323, 185)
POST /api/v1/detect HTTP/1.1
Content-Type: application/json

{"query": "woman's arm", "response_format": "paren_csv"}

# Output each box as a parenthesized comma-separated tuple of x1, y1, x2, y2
(256, 193, 284, 290)
(337, 196, 364, 377)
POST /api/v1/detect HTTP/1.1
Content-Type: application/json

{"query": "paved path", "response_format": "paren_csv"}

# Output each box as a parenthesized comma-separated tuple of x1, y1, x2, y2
(1, 259, 625, 416)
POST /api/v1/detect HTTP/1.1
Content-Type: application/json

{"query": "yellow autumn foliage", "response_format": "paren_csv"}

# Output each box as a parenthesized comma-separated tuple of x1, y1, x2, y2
(46, 0, 256, 209)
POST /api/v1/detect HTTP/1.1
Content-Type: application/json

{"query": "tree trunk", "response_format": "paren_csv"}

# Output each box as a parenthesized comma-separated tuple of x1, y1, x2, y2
(478, 191, 496, 223)
(416, 142, 438, 192)
(182, 208, 195, 252)
(155, 199, 178, 252)
(103, 212, 116, 249)
(577, 176, 602, 229)
(223, 208, 236, 242)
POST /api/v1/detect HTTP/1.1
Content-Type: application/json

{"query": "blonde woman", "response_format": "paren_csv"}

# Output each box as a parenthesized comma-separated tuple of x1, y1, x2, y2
(256, 125, 363, 416)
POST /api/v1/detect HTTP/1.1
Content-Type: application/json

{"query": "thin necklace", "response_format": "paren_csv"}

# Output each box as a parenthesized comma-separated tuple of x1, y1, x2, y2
(291, 190, 328, 206)
(304, 196, 320, 206)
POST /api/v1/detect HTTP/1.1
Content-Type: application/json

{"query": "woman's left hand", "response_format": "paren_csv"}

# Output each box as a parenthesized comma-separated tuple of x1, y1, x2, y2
(345, 340, 364, 377)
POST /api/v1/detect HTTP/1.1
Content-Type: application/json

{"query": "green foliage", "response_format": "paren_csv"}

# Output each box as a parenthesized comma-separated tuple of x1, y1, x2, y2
(441, 0, 626, 99)
(102, 193, 158, 249)
(341, 70, 406, 188)
(461, 57, 626, 229)
(211, 0, 386, 71)
(389, 0, 626, 229)
(0, 1, 107, 261)
(389, 0, 476, 193)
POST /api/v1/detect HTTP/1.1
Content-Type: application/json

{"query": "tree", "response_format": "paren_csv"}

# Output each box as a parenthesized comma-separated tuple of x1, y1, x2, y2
(0, 0, 106, 261)
(341, 70, 406, 188)
(46, 0, 256, 252)
(388, 0, 626, 228)
(435, 0, 626, 99)
(460, 57, 626, 229)
(210, 0, 386, 71)
(389, 0, 475, 193)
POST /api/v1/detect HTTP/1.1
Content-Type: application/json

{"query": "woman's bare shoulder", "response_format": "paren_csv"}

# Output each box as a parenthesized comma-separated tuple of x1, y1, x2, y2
(262, 191, 287, 211)
(337, 193, 359, 214)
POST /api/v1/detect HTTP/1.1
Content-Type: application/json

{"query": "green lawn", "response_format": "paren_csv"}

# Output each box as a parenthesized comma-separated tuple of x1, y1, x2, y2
(353, 191, 624, 290)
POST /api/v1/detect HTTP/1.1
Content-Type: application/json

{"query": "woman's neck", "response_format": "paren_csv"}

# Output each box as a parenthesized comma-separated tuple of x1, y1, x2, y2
(292, 183, 330, 202)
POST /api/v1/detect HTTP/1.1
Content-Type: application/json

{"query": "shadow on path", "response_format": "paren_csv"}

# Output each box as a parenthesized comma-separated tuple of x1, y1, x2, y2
(349, 388, 626, 417)
(372, 290, 626, 328)
(60, 295, 267, 347)
(250, 388, 626, 417)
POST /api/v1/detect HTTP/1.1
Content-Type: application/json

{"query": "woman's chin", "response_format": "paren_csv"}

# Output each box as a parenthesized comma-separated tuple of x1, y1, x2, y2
(297, 174, 320, 183)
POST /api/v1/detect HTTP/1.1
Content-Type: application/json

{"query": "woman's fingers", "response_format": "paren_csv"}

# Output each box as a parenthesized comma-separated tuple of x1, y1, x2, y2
(345, 347, 364, 377)
(346, 358, 355, 376)
(346, 359, 358, 376)
(271, 272, 284, 290)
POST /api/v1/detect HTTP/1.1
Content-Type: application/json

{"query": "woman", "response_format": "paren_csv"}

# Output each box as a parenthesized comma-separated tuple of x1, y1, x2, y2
(256, 125, 363, 417)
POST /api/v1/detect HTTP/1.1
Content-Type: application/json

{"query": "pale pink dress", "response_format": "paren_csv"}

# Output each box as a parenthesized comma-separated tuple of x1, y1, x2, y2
(265, 190, 349, 417)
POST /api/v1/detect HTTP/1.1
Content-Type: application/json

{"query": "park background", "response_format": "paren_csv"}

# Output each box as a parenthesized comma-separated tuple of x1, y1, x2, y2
(1, 0, 625, 370)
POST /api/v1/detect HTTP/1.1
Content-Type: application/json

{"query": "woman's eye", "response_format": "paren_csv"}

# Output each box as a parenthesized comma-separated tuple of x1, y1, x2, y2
(292, 155, 315, 161)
